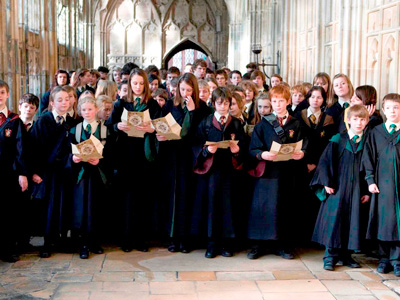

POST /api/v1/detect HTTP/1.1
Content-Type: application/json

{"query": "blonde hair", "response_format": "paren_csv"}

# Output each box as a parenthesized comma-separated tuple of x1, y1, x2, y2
(95, 80, 117, 100)
(328, 73, 354, 108)
(198, 79, 210, 89)
(291, 84, 307, 97)
(77, 97, 98, 117)
(96, 95, 113, 110)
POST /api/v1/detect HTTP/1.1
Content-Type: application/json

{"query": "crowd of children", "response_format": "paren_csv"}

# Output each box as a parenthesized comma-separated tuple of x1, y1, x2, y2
(1, 61, 400, 277)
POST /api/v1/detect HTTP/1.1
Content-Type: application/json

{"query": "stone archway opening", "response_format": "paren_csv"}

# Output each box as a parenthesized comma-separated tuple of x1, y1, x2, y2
(163, 39, 214, 70)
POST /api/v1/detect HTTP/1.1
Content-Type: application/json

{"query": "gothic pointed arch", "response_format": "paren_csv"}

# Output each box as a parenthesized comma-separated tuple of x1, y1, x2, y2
(163, 38, 213, 68)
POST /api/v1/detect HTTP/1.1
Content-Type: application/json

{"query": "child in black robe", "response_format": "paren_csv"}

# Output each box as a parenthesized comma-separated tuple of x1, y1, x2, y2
(362, 93, 400, 276)
(0, 80, 28, 262)
(311, 105, 370, 271)
(153, 73, 211, 253)
(247, 85, 307, 260)
(17, 93, 39, 253)
(69, 97, 109, 259)
(192, 87, 245, 258)
(296, 86, 335, 242)
(30, 86, 75, 258)
(105, 68, 159, 252)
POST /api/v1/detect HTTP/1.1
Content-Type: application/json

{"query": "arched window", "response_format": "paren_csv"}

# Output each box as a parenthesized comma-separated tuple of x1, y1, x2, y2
(57, 0, 68, 45)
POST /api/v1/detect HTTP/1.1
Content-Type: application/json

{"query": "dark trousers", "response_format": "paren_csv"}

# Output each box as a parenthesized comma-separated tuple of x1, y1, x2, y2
(324, 247, 352, 262)
(378, 241, 400, 266)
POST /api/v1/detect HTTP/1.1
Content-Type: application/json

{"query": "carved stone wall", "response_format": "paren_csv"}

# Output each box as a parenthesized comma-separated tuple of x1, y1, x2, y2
(94, 0, 228, 70)
(0, 0, 95, 110)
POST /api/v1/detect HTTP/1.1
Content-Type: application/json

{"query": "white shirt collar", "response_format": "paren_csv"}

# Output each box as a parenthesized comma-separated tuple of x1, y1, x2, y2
(273, 111, 289, 125)
(385, 121, 400, 133)
(83, 119, 98, 133)
(307, 107, 322, 119)
(291, 104, 297, 111)
(0, 106, 8, 118)
(67, 109, 75, 117)
(338, 99, 349, 108)
(348, 128, 363, 143)
(52, 110, 67, 123)
(244, 102, 252, 113)
(214, 111, 229, 123)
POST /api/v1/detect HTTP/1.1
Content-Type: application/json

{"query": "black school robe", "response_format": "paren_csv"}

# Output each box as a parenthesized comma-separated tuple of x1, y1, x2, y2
(105, 98, 159, 244)
(311, 133, 367, 250)
(296, 110, 335, 241)
(69, 122, 108, 239)
(191, 114, 245, 239)
(362, 124, 400, 242)
(153, 100, 211, 238)
(30, 112, 75, 238)
(0, 112, 27, 251)
(247, 115, 307, 241)
(326, 102, 345, 133)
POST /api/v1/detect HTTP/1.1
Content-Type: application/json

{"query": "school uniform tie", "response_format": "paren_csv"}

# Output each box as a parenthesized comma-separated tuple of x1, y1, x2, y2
(180, 102, 191, 137)
(278, 116, 287, 127)
(220, 115, 226, 130)
(343, 102, 350, 109)
(0, 112, 5, 126)
(56, 115, 64, 124)
(309, 114, 317, 125)
(352, 135, 359, 143)
(390, 124, 397, 134)
(134, 97, 141, 111)
(86, 124, 92, 137)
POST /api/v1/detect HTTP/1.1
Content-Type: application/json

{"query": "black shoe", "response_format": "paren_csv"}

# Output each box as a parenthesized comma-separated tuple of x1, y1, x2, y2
(323, 260, 335, 271)
(205, 247, 217, 259)
(377, 261, 393, 274)
(277, 249, 294, 260)
(39, 247, 51, 258)
(394, 265, 400, 277)
(1, 253, 19, 263)
(168, 242, 179, 253)
(121, 244, 133, 253)
(180, 242, 190, 253)
(342, 256, 361, 268)
(247, 246, 263, 260)
(136, 243, 149, 252)
(90, 245, 104, 254)
(221, 248, 233, 257)
(79, 246, 89, 259)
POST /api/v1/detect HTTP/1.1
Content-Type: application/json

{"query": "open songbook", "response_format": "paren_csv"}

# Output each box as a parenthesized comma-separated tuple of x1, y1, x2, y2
(121, 108, 151, 138)
(270, 140, 303, 161)
(151, 113, 182, 140)
(71, 135, 104, 161)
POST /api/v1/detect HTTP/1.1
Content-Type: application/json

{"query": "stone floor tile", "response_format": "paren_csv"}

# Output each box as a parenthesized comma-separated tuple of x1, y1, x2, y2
(149, 281, 195, 294)
(18, 253, 41, 262)
(92, 271, 135, 282)
(383, 280, 400, 293)
(57, 282, 103, 292)
(361, 281, 389, 291)
(334, 296, 378, 300)
(8, 279, 52, 294)
(348, 272, 382, 281)
(32, 260, 71, 271)
(371, 290, 400, 299)
(196, 280, 259, 292)
(43, 253, 74, 260)
(197, 291, 263, 300)
(261, 292, 336, 300)
(257, 279, 327, 293)
(52, 272, 93, 282)
(149, 295, 198, 300)
(272, 270, 315, 280)
(53, 291, 90, 300)
(216, 271, 274, 281)
(378, 273, 400, 280)
(28, 282, 59, 299)
(0, 262, 11, 273)
(178, 271, 216, 281)
(102, 281, 149, 292)
(322, 280, 371, 295)
(88, 291, 150, 300)
(135, 271, 177, 282)
(313, 271, 352, 280)
(10, 261, 35, 270)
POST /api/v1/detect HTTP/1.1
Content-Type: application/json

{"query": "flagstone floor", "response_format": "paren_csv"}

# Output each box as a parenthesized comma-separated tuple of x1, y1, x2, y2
(1, 241, 400, 300)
